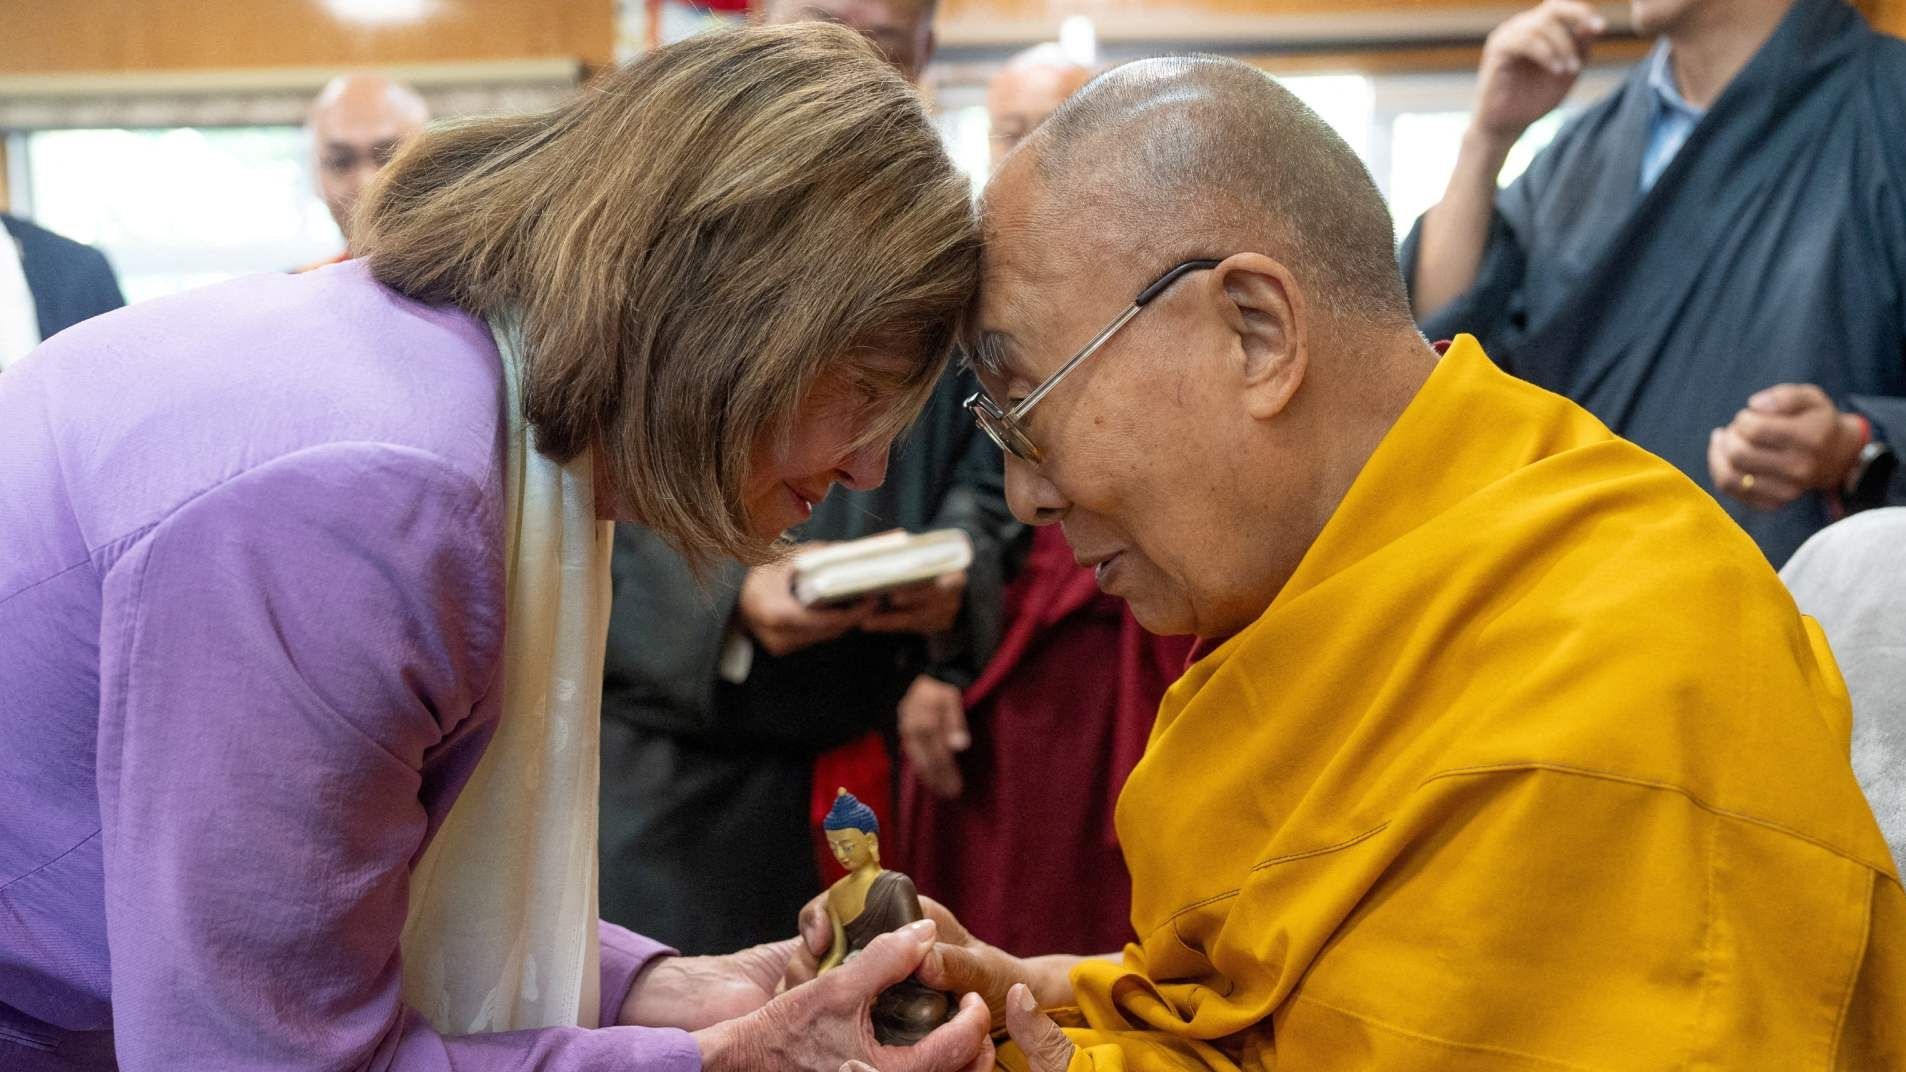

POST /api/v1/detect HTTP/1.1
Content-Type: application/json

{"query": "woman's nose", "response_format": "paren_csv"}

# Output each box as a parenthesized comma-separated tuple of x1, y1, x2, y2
(837, 439, 891, 493)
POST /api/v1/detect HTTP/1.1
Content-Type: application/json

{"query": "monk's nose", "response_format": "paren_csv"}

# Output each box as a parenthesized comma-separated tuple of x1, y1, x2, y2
(1004, 453, 1068, 526)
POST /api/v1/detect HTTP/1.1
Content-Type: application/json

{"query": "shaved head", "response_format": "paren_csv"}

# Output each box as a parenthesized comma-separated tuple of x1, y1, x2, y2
(972, 54, 1433, 638)
(1004, 55, 1411, 332)
(308, 74, 430, 245)
(986, 44, 1094, 171)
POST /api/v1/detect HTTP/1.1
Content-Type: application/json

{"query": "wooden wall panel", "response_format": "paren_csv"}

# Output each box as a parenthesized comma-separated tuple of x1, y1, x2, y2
(1856, 0, 1906, 35)
(935, 0, 1543, 46)
(0, 0, 615, 76)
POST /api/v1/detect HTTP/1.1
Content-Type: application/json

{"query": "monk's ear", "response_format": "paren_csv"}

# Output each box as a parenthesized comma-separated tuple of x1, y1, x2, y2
(1211, 252, 1308, 422)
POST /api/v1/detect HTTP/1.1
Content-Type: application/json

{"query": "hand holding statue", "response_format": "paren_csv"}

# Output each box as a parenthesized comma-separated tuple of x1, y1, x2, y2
(789, 887, 1093, 1032)
(691, 922, 996, 1072)
(619, 938, 801, 1031)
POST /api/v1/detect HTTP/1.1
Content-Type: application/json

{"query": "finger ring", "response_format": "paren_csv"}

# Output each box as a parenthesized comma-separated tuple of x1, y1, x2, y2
(1741, 474, 1756, 491)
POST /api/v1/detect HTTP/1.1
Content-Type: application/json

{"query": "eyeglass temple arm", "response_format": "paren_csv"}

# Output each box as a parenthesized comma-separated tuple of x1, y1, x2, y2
(1135, 259, 1222, 305)
(1010, 258, 1225, 417)
(1012, 304, 1143, 416)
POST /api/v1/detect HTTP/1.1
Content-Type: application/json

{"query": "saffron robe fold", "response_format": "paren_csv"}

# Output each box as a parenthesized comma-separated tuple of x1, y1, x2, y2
(1001, 336, 1905, 1071)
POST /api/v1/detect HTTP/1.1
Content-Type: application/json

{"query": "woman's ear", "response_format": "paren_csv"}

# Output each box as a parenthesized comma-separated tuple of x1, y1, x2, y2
(1211, 252, 1309, 422)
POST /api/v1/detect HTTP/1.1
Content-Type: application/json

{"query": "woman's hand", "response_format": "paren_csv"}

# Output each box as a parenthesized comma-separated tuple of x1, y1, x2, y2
(619, 938, 799, 1031)
(695, 921, 995, 1072)
(788, 893, 1085, 1030)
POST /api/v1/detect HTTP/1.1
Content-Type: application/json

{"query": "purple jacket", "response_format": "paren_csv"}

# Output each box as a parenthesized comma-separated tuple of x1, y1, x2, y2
(0, 262, 701, 1071)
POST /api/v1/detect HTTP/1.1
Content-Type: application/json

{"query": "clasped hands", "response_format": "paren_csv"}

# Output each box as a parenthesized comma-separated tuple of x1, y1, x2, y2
(1708, 383, 1868, 510)
(620, 895, 1082, 1072)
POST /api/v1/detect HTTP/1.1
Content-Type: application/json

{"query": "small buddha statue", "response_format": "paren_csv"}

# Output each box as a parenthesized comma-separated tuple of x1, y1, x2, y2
(816, 788, 953, 1045)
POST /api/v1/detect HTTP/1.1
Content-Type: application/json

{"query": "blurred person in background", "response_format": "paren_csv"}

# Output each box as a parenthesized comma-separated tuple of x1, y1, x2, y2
(1402, 0, 1906, 564)
(596, 0, 1016, 958)
(1, 213, 124, 370)
(984, 44, 1094, 163)
(896, 45, 1194, 960)
(299, 73, 430, 269)
(0, 25, 1001, 1072)
(760, 0, 935, 81)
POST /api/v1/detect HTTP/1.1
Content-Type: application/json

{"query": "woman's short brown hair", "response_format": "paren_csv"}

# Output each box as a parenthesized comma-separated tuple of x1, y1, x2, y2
(355, 23, 979, 565)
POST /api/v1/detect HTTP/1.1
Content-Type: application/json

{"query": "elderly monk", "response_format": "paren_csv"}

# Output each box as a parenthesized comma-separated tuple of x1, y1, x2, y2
(940, 54, 1906, 1070)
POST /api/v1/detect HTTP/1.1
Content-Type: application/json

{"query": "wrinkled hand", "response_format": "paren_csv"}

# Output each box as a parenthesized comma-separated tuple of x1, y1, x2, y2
(1473, 0, 1605, 141)
(789, 893, 1081, 1031)
(1002, 983, 1077, 1072)
(620, 938, 797, 1031)
(695, 921, 995, 1072)
(1709, 383, 1867, 510)
(900, 676, 970, 800)
(738, 553, 871, 657)
(862, 570, 968, 636)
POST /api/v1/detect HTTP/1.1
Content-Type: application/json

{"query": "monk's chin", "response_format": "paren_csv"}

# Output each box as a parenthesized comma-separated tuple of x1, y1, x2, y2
(1121, 594, 1191, 638)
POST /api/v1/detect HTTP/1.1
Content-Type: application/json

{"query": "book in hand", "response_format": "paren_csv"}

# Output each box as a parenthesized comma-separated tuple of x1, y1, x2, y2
(790, 529, 974, 609)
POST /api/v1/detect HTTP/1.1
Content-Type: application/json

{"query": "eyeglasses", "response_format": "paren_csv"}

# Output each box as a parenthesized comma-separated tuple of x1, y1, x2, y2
(963, 259, 1221, 464)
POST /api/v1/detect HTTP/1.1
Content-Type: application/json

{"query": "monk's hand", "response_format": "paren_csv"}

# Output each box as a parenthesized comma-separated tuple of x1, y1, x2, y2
(862, 570, 967, 635)
(1004, 983, 1076, 1072)
(619, 938, 798, 1030)
(695, 921, 995, 1072)
(899, 675, 970, 799)
(790, 892, 1084, 1031)
(1709, 383, 1868, 510)
(738, 553, 872, 657)
(1473, 0, 1605, 142)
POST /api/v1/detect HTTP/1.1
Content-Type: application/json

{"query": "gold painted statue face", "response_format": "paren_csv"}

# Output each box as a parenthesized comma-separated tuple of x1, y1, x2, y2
(826, 827, 880, 872)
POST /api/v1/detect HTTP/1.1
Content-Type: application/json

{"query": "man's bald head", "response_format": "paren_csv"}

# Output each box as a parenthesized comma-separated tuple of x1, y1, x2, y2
(986, 44, 1094, 172)
(308, 74, 430, 246)
(1000, 55, 1412, 333)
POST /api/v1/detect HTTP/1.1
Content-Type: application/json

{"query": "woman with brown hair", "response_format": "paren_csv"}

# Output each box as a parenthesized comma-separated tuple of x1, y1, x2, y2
(0, 23, 995, 1072)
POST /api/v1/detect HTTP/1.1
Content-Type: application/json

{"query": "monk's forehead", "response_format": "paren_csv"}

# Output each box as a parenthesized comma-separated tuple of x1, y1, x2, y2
(978, 160, 1116, 335)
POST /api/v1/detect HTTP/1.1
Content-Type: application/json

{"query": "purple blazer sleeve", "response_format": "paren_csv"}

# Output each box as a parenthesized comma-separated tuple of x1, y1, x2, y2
(92, 443, 700, 1072)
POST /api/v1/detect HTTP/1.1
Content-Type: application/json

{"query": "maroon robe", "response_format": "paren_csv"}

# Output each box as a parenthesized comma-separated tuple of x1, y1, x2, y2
(897, 526, 1193, 957)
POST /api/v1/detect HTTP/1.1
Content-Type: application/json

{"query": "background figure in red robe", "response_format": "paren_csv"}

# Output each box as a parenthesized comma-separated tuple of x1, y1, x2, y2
(897, 524, 1192, 956)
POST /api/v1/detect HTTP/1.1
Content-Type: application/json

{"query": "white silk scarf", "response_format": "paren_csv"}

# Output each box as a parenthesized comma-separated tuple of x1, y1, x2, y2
(399, 313, 612, 1032)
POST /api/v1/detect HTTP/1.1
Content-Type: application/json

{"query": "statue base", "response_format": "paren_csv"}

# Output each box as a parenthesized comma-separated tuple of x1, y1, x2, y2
(872, 978, 955, 1046)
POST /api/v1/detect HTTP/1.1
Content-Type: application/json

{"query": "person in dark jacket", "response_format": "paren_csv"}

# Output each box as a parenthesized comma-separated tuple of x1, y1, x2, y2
(1, 213, 124, 369)
(1402, 0, 1906, 563)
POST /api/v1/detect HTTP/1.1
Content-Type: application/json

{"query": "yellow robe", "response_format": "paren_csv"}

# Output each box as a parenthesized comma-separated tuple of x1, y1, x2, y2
(1000, 336, 1905, 1070)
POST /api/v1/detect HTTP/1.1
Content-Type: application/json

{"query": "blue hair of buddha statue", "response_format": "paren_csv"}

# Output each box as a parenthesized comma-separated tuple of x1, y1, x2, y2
(822, 788, 880, 835)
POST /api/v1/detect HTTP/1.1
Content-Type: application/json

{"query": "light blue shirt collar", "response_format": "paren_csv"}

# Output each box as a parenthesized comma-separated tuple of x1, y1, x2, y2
(1639, 42, 1706, 193)
(1647, 41, 1705, 123)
